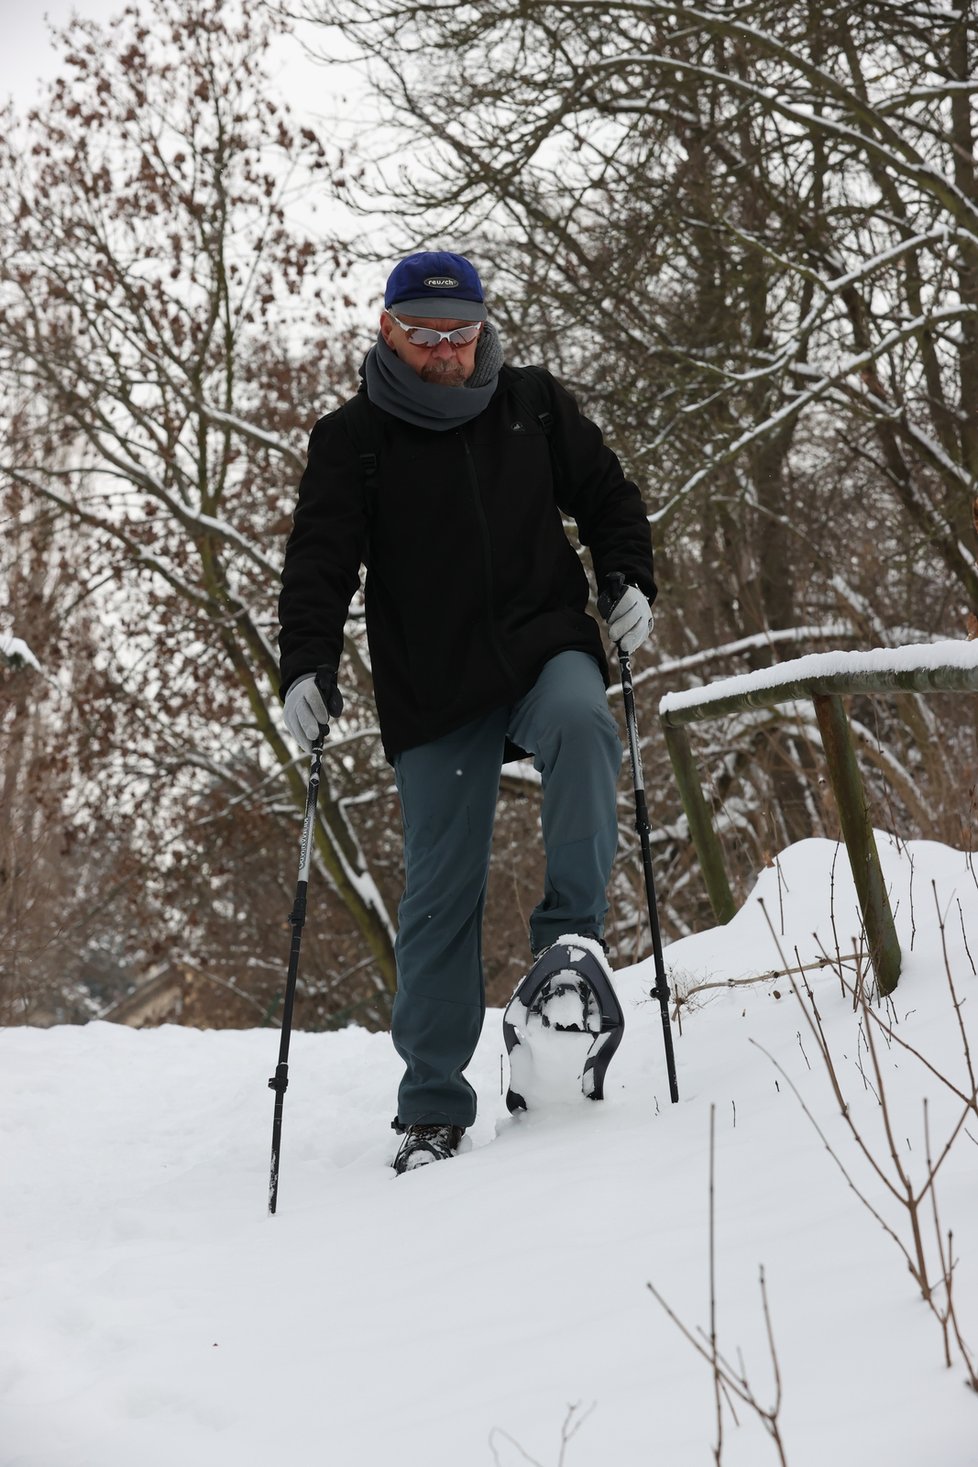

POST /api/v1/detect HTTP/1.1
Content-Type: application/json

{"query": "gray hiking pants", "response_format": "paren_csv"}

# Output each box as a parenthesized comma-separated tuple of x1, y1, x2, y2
(391, 650, 622, 1129)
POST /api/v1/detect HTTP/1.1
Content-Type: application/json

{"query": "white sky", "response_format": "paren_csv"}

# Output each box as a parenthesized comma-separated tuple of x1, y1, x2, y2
(0, 0, 361, 118)
(1, 1, 127, 110)
(0, 1, 404, 328)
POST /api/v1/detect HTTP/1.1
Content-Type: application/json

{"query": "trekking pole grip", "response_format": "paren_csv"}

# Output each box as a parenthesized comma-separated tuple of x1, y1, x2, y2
(314, 663, 343, 735)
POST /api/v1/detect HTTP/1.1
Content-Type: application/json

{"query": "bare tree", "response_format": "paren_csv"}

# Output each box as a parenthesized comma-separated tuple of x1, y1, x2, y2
(0, 0, 398, 1024)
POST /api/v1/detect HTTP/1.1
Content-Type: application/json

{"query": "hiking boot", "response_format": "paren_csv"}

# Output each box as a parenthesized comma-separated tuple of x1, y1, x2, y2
(392, 1123, 464, 1175)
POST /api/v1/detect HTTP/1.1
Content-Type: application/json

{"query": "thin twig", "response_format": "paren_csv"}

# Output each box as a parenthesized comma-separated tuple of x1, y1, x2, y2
(709, 1104, 722, 1466)
(956, 899, 977, 977)
(682, 952, 860, 1002)
(933, 883, 977, 1104)
(749, 1037, 915, 1271)
(648, 1112, 791, 1464)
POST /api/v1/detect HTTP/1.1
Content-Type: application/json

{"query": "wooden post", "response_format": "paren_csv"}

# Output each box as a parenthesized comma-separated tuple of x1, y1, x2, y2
(812, 693, 902, 995)
(662, 722, 736, 924)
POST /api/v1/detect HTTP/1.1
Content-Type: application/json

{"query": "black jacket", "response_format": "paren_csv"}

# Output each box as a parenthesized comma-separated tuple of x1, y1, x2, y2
(278, 364, 655, 762)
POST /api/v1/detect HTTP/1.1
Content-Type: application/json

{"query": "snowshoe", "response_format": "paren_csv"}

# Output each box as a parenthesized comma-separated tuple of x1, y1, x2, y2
(502, 935, 625, 1113)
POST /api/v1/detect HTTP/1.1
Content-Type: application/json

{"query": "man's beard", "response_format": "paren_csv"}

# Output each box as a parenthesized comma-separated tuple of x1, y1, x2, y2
(421, 358, 468, 387)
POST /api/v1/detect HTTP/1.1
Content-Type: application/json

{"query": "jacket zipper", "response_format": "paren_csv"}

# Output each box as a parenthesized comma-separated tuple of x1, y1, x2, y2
(460, 431, 519, 688)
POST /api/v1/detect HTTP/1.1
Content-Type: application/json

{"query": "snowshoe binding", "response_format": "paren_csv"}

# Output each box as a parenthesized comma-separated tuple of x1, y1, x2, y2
(502, 936, 625, 1113)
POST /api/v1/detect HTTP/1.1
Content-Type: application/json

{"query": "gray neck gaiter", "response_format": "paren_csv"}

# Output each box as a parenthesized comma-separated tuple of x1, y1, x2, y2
(361, 323, 504, 431)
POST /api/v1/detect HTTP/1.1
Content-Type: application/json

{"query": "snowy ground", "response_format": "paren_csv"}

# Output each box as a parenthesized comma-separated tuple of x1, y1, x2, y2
(2, 835, 977, 1466)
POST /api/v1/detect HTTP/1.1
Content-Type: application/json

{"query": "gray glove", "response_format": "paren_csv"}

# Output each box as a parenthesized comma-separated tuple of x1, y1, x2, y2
(601, 582, 653, 655)
(283, 668, 343, 752)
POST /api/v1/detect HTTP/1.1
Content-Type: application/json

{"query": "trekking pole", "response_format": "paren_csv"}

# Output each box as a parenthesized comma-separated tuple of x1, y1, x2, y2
(617, 643, 678, 1102)
(599, 576, 679, 1104)
(267, 668, 334, 1215)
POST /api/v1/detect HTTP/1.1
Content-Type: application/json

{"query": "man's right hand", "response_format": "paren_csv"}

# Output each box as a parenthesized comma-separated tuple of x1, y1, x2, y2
(283, 668, 343, 751)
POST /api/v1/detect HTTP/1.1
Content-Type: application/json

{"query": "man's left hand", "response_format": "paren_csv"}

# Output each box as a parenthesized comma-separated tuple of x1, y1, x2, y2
(602, 583, 653, 655)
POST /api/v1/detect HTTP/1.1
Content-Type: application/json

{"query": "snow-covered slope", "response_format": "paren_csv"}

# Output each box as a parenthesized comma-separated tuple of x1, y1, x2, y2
(2, 836, 976, 1466)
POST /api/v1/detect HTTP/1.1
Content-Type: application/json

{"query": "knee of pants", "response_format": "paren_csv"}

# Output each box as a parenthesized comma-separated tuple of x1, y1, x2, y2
(537, 695, 621, 771)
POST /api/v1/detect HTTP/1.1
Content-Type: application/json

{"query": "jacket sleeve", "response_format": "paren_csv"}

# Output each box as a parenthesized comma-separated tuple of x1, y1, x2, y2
(277, 409, 368, 698)
(539, 369, 656, 605)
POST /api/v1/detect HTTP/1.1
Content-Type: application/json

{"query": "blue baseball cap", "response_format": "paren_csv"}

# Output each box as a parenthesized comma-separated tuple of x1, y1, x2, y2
(384, 250, 488, 322)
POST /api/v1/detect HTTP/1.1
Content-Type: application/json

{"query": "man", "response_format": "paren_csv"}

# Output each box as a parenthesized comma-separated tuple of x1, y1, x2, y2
(279, 250, 655, 1174)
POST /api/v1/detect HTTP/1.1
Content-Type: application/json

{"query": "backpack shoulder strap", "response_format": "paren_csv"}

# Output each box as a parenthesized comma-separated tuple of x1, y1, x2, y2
(338, 387, 382, 517)
(502, 364, 554, 436)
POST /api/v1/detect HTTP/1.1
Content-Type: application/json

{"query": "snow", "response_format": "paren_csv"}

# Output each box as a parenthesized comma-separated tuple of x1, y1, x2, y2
(628, 622, 855, 691)
(194, 403, 305, 466)
(0, 633, 40, 671)
(660, 637, 978, 715)
(506, 1014, 599, 1110)
(2, 836, 977, 1465)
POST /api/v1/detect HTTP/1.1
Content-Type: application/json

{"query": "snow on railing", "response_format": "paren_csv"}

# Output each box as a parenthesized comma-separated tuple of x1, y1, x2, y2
(660, 639, 978, 721)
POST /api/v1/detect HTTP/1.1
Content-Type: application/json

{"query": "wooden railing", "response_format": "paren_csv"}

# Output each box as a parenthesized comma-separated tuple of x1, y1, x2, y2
(657, 645, 978, 995)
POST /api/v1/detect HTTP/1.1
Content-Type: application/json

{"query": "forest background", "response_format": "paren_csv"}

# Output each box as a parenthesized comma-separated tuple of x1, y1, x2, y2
(2, 0, 977, 1032)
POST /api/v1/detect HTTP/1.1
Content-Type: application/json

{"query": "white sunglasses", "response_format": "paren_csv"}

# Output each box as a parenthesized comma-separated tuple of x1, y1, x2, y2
(386, 308, 483, 348)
